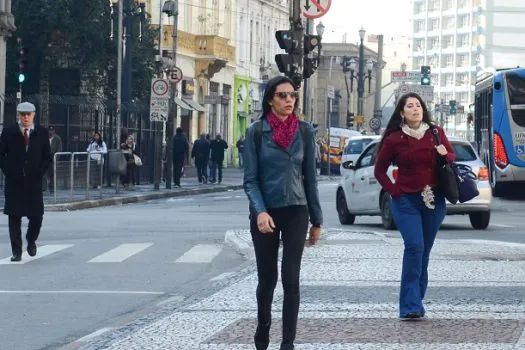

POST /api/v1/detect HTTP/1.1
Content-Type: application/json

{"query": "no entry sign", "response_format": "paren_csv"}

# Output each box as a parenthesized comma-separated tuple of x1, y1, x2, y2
(303, 0, 332, 20)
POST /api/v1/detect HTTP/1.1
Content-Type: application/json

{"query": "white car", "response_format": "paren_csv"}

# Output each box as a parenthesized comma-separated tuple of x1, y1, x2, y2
(336, 137, 492, 230)
(340, 135, 381, 174)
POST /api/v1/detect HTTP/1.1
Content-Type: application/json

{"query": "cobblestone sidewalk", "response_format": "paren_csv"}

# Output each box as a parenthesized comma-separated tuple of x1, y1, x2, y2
(80, 229, 525, 349)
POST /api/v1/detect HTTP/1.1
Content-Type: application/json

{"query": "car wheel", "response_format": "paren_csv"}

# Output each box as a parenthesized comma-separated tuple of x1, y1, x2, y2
(469, 211, 490, 230)
(380, 192, 397, 230)
(336, 189, 355, 225)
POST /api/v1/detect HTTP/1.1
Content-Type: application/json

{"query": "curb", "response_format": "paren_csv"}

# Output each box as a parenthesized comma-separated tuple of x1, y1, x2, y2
(224, 229, 255, 260)
(43, 185, 244, 212)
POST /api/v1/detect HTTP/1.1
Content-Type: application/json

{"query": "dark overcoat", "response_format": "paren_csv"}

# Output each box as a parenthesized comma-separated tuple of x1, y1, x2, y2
(0, 124, 52, 216)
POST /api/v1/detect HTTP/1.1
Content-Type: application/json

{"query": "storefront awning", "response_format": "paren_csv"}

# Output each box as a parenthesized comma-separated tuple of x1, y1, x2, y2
(182, 98, 206, 112)
(174, 98, 193, 110)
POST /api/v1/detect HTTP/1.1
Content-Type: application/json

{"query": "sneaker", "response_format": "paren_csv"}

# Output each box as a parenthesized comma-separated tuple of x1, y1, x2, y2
(399, 312, 422, 321)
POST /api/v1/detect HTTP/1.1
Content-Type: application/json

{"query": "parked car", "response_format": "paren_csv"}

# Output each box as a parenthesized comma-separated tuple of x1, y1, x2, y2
(336, 137, 492, 230)
(340, 135, 381, 174)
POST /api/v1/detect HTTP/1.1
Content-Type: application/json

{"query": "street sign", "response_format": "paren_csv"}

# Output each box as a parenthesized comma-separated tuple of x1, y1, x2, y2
(327, 85, 335, 99)
(369, 117, 381, 130)
(395, 84, 434, 102)
(391, 71, 422, 83)
(169, 66, 183, 84)
(150, 78, 170, 122)
(436, 104, 451, 114)
(302, 0, 331, 19)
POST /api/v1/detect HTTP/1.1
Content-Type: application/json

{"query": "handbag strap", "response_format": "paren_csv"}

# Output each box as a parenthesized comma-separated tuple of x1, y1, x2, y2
(431, 127, 441, 146)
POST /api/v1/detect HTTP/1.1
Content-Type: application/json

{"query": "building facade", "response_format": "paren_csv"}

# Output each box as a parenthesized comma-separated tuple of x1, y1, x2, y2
(233, 0, 288, 165)
(312, 42, 379, 136)
(410, 0, 525, 137)
(148, 0, 236, 163)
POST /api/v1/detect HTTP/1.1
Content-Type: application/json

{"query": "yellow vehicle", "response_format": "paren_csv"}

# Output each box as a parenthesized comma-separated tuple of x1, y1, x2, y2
(320, 127, 361, 174)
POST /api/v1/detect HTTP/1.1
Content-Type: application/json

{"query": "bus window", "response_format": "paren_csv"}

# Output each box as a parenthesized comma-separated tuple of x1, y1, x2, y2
(506, 73, 525, 105)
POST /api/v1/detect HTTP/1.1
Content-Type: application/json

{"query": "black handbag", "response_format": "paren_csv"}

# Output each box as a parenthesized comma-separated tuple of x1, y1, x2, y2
(431, 128, 479, 204)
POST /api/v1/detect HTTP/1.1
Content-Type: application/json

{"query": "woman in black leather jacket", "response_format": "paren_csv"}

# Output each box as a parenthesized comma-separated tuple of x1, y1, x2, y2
(243, 76, 323, 350)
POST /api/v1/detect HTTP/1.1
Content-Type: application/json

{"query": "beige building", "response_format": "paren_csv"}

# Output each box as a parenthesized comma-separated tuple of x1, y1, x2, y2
(148, 0, 237, 160)
(311, 42, 380, 135)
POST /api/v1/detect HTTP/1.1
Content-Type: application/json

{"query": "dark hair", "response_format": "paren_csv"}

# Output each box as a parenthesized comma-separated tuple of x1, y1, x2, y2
(377, 92, 434, 152)
(261, 75, 299, 118)
(176, 127, 183, 134)
(93, 131, 103, 146)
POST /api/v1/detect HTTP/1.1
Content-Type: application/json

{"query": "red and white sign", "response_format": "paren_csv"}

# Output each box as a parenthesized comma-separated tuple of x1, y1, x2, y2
(150, 78, 170, 122)
(302, 0, 331, 19)
(169, 66, 183, 84)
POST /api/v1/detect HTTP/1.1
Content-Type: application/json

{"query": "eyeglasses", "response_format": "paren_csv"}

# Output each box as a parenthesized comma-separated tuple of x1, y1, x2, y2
(19, 112, 32, 117)
(274, 91, 299, 99)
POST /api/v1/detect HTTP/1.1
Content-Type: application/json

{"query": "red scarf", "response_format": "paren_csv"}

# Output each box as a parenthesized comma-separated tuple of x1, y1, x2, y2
(267, 112, 299, 149)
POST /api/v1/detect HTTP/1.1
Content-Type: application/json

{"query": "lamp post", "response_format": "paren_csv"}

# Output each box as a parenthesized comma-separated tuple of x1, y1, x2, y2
(162, 0, 178, 189)
(357, 27, 366, 117)
(348, 54, 373, 131)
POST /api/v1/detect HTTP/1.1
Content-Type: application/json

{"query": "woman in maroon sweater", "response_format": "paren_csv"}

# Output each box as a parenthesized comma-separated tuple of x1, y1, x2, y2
(374, 92, 454, 320)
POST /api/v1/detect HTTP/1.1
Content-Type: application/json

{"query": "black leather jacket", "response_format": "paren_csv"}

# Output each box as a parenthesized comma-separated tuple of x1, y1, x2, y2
(243, 118, 323, 226)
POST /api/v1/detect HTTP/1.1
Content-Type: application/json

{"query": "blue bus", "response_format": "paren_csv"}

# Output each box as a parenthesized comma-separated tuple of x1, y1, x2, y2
(474, 67, 525, 196)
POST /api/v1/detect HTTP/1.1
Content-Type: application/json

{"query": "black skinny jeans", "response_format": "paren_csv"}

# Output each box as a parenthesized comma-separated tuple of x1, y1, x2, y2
(250, 205, 309, 346)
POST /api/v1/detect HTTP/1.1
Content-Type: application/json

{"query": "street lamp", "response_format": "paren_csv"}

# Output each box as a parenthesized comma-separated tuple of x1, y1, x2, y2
(315, 21, 325, 66)
(357, 27, 366, 118)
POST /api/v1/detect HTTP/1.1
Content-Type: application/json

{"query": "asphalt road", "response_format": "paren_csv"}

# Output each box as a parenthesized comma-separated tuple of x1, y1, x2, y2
(0, 181, 524, 350)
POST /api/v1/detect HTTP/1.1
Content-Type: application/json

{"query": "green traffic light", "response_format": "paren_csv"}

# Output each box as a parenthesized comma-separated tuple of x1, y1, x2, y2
(18, 73, 25, 83)
(421, 77, 431, 86)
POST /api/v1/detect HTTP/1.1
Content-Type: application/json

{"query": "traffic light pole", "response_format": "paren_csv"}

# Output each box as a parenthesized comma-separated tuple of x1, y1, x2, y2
(290, 0, 303, 89)
(165, 0, 178, 189)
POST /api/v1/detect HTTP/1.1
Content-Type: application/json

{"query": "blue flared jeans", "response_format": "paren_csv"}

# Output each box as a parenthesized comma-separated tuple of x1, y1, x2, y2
(391, 190, 446, 317)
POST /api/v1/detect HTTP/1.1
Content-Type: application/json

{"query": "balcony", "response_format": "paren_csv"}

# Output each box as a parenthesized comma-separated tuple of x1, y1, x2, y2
(161, 28, 235, 79)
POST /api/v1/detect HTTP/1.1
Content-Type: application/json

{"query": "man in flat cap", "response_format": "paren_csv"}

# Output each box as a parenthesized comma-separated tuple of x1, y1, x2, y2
(0, 102, 52, 262)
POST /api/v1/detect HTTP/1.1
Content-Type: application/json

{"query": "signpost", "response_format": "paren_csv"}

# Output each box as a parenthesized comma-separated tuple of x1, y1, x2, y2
(149, 78, 170, 122)
(395, 84, 434, 102)
(327, 85, 335, 99)
(369, 117, 381, 131)
(302, 0, 331, 19)
(391, 70, 422, 83)
(169, 66, 183, 84)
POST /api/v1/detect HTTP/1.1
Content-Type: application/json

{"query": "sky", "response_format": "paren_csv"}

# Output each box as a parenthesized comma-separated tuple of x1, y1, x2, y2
(311, 0, 412, 43)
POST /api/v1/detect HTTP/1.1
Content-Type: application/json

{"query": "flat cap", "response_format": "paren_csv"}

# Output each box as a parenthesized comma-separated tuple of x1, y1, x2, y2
(17, 102, 36, 113)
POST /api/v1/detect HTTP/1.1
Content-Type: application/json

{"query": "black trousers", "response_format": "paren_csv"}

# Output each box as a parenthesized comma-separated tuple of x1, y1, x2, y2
(196, 163, 207, 183)
(211, 161, 223, 183)
(173, 158, 184, 186)
(250, 205, 309, 346)
(9, 215, 43, 255)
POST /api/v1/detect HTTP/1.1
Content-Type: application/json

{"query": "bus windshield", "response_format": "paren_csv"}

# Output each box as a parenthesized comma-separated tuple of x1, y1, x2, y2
(506, 73, 525, 105)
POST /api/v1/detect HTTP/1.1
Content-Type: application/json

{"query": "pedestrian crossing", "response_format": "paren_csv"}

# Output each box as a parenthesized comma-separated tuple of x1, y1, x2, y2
(0, 243, 226, 265)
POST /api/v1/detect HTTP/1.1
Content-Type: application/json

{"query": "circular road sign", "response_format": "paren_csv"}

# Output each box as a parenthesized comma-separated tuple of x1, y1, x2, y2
(399, 84, 410, 94)
(369, 117, 382, 130)
(303, 0, 332, 20)
(170, 66, 183, 84)
(151, 79, 169, 97)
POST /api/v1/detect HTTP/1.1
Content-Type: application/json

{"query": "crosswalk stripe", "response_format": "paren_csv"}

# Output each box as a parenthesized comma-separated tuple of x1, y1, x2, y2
(88, 243, 153, 263)
(0, 244, 74, 265)
(174, 244, 222, 263)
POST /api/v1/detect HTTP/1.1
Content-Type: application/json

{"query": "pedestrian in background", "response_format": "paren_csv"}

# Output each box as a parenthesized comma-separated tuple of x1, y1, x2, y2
(87, 131, 107, 188)
(236, 135, 245, 168)
(210, 134, 228, 184)
(374, 92, 455, 320)
(0, 102, 52, 262)
(243, 76, 323, 350)
(45, 125, 62, 192)
(172, 127, 189, 188)
(121, 135, 139, 190)
(191, 133, 210, 184)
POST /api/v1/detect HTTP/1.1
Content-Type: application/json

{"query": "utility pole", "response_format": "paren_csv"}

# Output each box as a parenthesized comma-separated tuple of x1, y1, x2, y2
(153, 0, 164, 190)
(373, 35, 383, 114)
(116, 0, 123, 149)
(303, 18, 313, 118)
(164, 0, 178, 189)
(291, 0, 303, 89)
(122, 0, 133, 108)
(357, 31, 365, 117)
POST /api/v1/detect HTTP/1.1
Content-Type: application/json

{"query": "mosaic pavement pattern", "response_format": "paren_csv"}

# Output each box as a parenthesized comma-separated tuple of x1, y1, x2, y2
(81, 229, 525, 349)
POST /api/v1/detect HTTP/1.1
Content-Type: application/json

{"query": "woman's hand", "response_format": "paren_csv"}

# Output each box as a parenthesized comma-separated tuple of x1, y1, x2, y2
(308, 226, 321, 246)
(257, 212, 275, 233)
(435, 145, 448, 156)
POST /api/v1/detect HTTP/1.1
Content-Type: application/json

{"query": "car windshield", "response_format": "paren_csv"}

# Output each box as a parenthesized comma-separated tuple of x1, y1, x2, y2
(452, 142, 477, 162)
(345, 139, 374, 155)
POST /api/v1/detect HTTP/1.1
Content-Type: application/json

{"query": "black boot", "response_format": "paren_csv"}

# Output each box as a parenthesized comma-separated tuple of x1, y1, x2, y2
(279, 343, 294, 350)
(254, 321, 271, 350)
